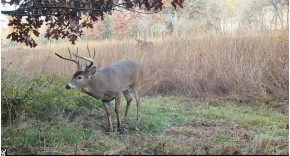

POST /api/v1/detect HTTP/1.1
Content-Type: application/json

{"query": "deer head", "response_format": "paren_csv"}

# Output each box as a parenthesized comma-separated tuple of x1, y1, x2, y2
(55, 47, 96, 90)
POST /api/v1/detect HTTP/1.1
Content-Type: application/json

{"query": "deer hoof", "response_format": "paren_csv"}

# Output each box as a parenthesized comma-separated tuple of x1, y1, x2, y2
(117, 127, 125, 133)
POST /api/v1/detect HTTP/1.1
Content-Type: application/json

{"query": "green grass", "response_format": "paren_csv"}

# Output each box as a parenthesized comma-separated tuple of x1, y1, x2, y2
(1, 73, 288, 155)
(124, 97, 188, 133)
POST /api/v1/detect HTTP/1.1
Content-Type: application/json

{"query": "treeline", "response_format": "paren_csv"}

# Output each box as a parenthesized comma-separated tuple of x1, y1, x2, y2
(2, 0, 288, 47)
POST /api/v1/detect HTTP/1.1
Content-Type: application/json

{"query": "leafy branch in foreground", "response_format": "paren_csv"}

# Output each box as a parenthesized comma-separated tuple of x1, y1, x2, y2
(1, 0, 184, 47)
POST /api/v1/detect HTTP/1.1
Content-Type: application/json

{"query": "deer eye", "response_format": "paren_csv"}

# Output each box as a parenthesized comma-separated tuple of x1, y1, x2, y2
(77, 76, 82, 80)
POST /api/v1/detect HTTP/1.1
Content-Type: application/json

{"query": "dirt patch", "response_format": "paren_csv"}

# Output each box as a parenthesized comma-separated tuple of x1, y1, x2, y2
(166, 120, 253, 140)
(163, 120, 255, 154)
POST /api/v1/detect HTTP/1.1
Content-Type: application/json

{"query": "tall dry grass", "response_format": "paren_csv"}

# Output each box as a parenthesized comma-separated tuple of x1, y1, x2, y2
(1, 31, 288, 101)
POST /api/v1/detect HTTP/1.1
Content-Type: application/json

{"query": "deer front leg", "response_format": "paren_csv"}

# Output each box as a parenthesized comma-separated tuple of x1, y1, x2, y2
(115, 95, 124, 132)
(102, 101, 113, 132)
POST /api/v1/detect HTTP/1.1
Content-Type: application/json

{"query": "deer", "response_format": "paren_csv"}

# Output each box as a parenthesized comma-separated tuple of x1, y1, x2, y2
(55, 47, 143, 132)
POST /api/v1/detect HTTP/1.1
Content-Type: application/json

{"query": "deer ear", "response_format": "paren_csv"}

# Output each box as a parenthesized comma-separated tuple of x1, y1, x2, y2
(87, 66, 97, 76)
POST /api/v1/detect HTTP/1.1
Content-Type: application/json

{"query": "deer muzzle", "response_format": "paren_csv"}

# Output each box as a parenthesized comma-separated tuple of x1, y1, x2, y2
(66, 84, 72, 90)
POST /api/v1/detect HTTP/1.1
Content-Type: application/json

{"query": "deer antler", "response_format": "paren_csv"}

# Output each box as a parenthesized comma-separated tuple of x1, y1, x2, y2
(55, 48, 81, 70)
(73, 46, 96, 71)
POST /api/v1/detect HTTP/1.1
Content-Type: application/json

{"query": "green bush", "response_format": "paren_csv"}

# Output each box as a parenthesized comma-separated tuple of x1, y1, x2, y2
(1, 72, 102, 126)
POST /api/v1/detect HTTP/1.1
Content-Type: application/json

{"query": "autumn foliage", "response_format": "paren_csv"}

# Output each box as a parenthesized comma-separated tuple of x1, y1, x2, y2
(1, 0, 184, 47)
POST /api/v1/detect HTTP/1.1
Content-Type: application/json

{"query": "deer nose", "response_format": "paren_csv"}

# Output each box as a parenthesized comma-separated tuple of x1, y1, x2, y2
(65, 84, 71, 90)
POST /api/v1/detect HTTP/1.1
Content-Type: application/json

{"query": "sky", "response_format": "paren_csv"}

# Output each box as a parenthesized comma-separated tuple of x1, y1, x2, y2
(1, 3, 19, 28)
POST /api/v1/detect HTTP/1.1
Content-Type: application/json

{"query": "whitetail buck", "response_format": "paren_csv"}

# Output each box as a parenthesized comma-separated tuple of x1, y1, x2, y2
(55, 47, 143, 132)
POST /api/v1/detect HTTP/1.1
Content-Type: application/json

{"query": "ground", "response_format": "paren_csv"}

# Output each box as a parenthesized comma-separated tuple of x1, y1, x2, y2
(3, 96, 286, 155)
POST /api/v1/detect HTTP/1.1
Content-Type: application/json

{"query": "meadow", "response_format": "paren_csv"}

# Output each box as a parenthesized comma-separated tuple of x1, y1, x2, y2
(1, 31, 289, 154)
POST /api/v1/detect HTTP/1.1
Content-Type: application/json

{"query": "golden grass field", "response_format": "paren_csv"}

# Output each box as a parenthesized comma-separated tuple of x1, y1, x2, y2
(2, 31, 288, 102)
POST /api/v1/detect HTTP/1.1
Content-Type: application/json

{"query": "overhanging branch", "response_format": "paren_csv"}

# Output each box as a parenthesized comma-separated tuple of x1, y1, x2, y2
(1, 5, 163, 16)
(1, 0, 184, 47)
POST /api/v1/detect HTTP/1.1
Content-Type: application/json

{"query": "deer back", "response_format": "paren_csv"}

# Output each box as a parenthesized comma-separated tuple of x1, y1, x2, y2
(86, 60, 143, 100)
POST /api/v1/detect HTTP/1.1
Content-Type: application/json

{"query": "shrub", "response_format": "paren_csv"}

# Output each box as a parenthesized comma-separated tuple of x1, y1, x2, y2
(1, 72, 102, 126)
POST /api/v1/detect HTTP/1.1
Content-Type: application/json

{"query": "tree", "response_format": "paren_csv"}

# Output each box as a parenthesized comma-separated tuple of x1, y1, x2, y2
(269, 0, 288, 30)
(1, 0, 184, 47)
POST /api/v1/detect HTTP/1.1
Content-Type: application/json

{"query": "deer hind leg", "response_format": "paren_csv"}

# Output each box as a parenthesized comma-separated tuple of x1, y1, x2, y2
(103, 102, 113, 132)
(122, 89, 132, 118)
(132, 86, 141, 121)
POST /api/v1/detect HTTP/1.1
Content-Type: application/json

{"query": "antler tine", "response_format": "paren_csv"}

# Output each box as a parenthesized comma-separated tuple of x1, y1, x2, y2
(87, 46, 91, 57)
(74, 47, 78, 59)
(76, 49, 80, 68)
(68, 48, 72, 58)
(71, 47, 80, 67)
(72, 47, 95, 71)
(55, 48, 80, 70)
(85, 46, 93, 69)
(93, 48, 96, 59)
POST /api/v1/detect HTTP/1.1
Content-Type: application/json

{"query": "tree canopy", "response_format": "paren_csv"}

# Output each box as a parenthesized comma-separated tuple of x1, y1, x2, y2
(1, 0, 184, 47)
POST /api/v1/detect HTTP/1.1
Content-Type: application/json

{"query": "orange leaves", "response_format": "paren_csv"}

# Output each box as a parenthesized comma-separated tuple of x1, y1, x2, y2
(121, 0, 183, 11)
(112, 12, 133, 39)
(6, 17, 39, 47)
(6, 32, 16, 40)
(32, 30, 40, 37)
(154, 0, 165, 11)
(69, 34, 78, 45)
(6, 30, 38, 48)
(124, 0, 134, 8)
(171, 0, 184, 9)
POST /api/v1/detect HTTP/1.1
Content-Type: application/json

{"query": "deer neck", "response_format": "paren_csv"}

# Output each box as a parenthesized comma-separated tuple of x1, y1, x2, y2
(81, 72, 105, 99)
(82, 86, 92, 94)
